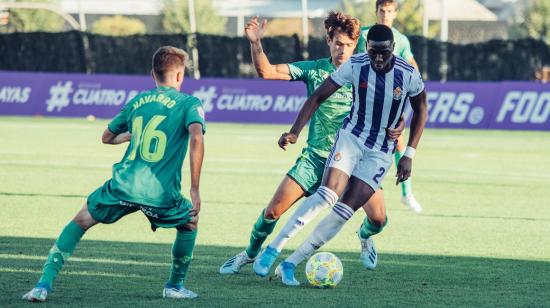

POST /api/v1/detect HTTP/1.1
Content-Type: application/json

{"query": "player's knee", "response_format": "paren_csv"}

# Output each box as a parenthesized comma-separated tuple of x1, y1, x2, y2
(264, 206, 282, 220)
(73, 209, 96, 231)
(369, 214, 386, 228)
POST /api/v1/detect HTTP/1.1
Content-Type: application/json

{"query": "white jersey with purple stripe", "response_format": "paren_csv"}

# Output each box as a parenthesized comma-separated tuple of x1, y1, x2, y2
(329, 53, 424, 153)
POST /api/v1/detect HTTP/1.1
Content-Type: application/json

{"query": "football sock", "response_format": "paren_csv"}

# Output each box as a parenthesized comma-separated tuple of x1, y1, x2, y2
(285, 202, 354, 266)
(245, 209, 278, 259)
(359, 216, 388, 239)
(269, 186, 338, 252)
(395, 150, 413, 197)
(38, 220, 85, 289)
(168, 229, 197, 286)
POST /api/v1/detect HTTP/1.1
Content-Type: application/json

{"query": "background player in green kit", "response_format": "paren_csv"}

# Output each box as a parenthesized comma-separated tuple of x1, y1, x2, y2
(356, 0, 423, 212)
(219, 12, 403, 276)
(22, 46, 206, 302)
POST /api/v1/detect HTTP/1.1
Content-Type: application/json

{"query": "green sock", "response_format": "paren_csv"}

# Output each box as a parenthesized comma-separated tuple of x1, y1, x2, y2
(38, 221, 85, 289)
(359, 217, 388, 239)
(168, 229, 197, 286)
(245, 209, 278, 259)
(394, 151, 412, 197)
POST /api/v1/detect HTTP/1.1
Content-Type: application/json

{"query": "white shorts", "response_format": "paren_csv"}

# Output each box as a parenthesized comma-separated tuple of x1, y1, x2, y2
(325, 129, 393, 190)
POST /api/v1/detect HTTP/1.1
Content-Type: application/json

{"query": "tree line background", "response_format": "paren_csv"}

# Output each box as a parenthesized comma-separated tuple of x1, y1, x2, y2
(1, 0, 549, 42)
(0, 0, 549, 81)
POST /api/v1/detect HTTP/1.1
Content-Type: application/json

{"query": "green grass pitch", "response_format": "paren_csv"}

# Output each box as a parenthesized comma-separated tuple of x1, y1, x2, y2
(0, 116, 549, 307)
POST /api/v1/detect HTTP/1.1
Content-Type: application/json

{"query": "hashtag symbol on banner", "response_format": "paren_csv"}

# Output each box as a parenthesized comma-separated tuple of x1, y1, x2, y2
(46, 81, 73, 112)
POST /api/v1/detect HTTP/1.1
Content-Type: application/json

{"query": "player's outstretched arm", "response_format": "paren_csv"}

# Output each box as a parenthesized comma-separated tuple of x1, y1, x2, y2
(101, 129, 131, 145)
(395, 90, 427, 184)
(246, 16, 291, 80)
(188, 123, 204, 216)
(279, 78, 341, 150)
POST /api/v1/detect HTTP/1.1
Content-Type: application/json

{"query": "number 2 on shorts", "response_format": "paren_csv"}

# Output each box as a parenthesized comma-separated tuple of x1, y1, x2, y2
(372, 167, 385, 184)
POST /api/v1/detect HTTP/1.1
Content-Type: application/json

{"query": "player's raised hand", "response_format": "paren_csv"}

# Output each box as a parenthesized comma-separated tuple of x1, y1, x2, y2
(395, 156, 412, 185)
(386, 116, 405, 141)
(189, 187, 201, 216)
(278, 132, 298, 150)
(245, 16, 267, 43)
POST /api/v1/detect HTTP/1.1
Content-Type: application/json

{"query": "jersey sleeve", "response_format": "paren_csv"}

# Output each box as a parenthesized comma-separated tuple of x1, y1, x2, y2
(398, 35, 414, 61)
(355, 27, 368, 53)
(288, 61, 315, 81)
(107, 103, 132, 134)
(329, 59, 353, 86)
(185, 97, 206, 133)
(409, 69, 425, 97)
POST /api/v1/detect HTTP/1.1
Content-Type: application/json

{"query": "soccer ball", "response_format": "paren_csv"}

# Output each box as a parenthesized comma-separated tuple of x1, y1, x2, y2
(305, 252, 343, 288)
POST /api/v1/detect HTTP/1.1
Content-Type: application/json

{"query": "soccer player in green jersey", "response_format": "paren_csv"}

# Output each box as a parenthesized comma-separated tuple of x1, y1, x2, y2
(219, 12, 403, 276)
(22, 46, 206, 302)
(356, 0, 423, 212)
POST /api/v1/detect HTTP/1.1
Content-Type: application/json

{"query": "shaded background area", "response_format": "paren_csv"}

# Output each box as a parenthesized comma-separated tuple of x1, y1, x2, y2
(0, 31, 548, 81)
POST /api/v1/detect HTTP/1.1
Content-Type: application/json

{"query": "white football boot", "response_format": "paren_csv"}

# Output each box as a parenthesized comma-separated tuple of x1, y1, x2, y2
(401, 194, 422, 213)
(22, 284, 50, 302)
(163, 283, 198, 299)
(219, 250, 255, 275)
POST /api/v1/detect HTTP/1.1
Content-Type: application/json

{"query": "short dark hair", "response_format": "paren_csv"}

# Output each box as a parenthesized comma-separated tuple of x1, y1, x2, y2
(324, 11, 361, 41)
(367, 24, 394, 43)
(152, 46, 188, 82)
(376, 0, 398, 10)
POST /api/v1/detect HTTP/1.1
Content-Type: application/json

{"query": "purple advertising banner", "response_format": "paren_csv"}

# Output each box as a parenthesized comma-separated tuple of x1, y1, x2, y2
(1, 71, 549, 130)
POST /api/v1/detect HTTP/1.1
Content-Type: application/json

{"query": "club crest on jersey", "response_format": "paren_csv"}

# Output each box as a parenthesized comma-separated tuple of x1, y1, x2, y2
(334, 152, 342, 161)
(393, 87, 403, 100)
(197, 106, 205, 119)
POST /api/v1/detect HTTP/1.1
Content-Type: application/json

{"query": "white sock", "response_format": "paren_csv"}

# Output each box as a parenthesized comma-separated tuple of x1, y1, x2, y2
(269, 186, 338, 252)
(285, 202, 354, 266)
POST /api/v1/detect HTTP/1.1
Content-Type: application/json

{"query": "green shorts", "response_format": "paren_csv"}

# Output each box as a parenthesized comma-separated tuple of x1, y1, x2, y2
(287, 148, 327, 197)
(87, 180, 193, 231)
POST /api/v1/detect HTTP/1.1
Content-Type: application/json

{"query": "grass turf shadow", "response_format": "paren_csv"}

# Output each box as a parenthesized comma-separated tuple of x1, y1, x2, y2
(1, 236, 549, 307)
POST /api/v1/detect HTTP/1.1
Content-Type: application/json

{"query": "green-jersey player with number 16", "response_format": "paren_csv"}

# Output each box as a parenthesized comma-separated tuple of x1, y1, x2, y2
(22, 46, 206, 302)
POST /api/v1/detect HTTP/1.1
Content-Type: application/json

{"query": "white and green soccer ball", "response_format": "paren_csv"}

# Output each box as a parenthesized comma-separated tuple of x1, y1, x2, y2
(305, 252, 343, 288)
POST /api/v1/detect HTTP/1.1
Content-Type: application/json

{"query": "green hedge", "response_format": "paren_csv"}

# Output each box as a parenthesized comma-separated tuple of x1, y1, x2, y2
(0, 31, 548, 81)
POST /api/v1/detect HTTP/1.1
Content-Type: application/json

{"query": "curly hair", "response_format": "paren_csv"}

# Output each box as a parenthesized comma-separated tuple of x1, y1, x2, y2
(324, 11, 361, 41)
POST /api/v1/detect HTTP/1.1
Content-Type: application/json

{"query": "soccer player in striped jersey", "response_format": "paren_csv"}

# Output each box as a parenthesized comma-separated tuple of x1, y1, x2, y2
(219, 13, 404, 277)
(274, 24, 428, 286)
(22, 46, 205, 301)
(357, 0, 423, 212)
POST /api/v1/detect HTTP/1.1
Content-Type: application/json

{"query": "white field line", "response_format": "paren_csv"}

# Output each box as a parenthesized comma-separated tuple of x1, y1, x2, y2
(0, 253, 166, 267)
(0, 159, 288, 175)
(0, 267, 147, 278)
